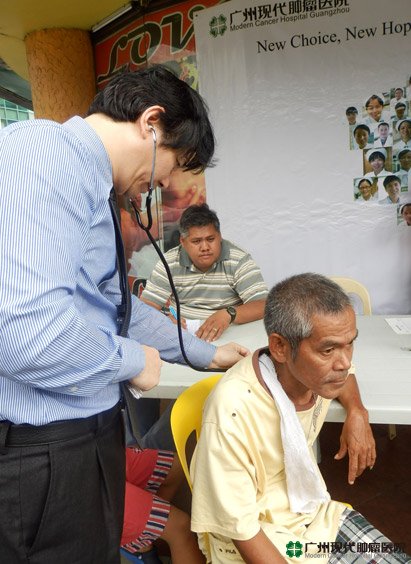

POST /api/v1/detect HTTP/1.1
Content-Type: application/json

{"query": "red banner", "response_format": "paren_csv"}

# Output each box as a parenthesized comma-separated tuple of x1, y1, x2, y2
(93, 0, 221, 89)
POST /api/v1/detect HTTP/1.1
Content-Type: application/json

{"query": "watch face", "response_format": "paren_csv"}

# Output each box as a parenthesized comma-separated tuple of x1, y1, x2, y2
(227, 306, 236, 322)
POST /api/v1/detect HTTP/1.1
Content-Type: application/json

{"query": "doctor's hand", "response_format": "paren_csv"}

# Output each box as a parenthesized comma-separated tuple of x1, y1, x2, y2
(196, 310, 231, 342)
(334, 406, 376, 485)
(129, 345, 162, 392)
(208, 342, 250, 370)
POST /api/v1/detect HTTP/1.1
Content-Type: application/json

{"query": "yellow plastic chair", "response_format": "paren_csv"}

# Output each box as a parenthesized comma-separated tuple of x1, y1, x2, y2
(329, 277, 372, 315)
(170, 374, 222, 489)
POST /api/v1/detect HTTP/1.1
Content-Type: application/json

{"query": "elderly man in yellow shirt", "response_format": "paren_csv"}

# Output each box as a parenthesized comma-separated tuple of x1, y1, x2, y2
(191, 273, 409, 564)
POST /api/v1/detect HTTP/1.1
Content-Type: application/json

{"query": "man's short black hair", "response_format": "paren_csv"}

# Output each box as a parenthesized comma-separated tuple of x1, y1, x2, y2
(346, 106, 358, 115)
(264, 273, 351, 359)
(383, 175, 400, 188)
(354, 124, 370, 135)
(179, 203, 220, 237)
(87, 65, 215, 173)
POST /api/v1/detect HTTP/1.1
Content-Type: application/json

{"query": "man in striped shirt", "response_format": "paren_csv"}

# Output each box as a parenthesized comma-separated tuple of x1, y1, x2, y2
(141, 203, 268, 343)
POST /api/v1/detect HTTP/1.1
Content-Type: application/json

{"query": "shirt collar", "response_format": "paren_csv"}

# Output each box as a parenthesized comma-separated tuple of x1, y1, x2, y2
(62, 116, 113, 191)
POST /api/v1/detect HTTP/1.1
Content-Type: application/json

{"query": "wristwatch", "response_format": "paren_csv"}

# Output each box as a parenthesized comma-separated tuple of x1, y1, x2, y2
(226, 306, 237, 324)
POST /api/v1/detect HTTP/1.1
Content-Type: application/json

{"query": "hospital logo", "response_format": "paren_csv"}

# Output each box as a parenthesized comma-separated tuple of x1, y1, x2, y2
(209, 15, 227, 38)
(286, 541, 304, 558)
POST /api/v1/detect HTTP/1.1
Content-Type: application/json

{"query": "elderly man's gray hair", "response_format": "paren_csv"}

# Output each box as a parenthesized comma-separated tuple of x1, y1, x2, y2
(264, 273, 351, 358)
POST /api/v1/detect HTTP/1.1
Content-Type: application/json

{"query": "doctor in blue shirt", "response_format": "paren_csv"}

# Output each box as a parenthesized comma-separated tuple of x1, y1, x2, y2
(0, 65, 248, 564)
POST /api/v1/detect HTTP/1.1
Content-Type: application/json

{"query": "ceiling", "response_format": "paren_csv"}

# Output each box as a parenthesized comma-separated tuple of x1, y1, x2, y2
(0, 0, 153, 106)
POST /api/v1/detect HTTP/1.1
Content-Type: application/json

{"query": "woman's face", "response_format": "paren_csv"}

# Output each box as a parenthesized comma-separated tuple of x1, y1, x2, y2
(366, 99, 383, 122)
(399, 121, 411, 142)
(402, 205, 411, 226)
(358, 181, 372, 200)
(395, 89, 403, 101)
(370, 157, 384, 174)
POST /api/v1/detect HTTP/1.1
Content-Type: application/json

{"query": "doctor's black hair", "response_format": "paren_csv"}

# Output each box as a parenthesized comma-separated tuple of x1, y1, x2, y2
(87, 65, 215, 173)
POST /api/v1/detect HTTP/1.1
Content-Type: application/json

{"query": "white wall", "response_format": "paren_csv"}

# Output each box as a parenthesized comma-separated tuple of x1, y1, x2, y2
(194, 0, 411, 313)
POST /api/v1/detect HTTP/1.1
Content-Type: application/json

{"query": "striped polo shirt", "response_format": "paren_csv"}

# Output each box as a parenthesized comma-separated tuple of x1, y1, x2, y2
(141, 239, 268, 320)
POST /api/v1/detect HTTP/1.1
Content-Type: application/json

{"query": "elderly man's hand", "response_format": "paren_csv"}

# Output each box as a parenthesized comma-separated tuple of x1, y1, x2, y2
(334, 406, 376, 485)
(208, 342, 250, 369)
(196, 310, 231, 342)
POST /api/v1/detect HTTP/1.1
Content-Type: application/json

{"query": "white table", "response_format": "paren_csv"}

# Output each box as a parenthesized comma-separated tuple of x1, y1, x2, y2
(144, 316, 411, 426)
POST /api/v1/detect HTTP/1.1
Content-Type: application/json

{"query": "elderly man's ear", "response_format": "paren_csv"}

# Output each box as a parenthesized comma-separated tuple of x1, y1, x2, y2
(268, 334, 290, 363)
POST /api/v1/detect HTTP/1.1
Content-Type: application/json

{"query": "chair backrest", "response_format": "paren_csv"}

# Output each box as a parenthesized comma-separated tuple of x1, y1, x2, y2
(170, 374, 222, 489)
(329, 277, 372, 315)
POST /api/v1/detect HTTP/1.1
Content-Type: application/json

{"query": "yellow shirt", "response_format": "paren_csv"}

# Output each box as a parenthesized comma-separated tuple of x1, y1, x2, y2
(191, 352, 347, 563)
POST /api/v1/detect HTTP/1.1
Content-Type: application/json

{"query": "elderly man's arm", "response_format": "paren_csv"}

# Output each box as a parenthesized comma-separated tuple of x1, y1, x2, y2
(334, 374, 376, 485)
(196, 298, 266, 342)
(233, 531, 286, 564)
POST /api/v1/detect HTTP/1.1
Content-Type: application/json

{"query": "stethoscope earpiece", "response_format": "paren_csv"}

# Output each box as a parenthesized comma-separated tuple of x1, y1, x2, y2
(148, 125, 157, 143)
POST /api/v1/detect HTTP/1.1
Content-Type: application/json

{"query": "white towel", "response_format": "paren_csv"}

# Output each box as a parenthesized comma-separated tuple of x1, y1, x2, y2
(259, 353, 330, 514)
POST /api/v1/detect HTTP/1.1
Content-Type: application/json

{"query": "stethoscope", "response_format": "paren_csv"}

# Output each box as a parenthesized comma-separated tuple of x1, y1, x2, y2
(129, 126, 222, 372)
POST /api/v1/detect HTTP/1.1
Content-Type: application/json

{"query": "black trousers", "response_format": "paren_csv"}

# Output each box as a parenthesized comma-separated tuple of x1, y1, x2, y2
(0, 404, 125, 564)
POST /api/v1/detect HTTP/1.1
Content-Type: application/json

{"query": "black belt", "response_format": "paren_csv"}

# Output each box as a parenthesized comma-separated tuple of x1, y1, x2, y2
(0, 402, 122, 448)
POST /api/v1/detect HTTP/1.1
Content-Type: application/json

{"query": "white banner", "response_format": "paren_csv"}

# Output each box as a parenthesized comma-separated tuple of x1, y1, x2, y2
(194, 0, 411, 314)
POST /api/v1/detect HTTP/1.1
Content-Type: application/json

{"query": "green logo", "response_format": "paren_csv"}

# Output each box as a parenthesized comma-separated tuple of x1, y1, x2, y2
(209, 15, 227, 38)
(286, 540, 304, 558)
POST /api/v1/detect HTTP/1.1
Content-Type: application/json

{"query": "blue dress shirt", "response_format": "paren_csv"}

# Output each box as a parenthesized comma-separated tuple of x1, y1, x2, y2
(0, 116, 215, 424)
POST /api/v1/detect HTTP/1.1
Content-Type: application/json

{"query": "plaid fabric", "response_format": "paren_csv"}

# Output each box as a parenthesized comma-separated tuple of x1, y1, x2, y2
(122, 495, 171, 552)
(328, 508, 411, 563)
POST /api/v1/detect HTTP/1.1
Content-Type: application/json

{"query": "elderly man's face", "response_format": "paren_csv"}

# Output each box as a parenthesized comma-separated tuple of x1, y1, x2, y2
(399, 121, 411, 142)
(271, 307, 357, 400)
(399, 151, 411, 172)
(354, 128, 369, 149)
